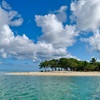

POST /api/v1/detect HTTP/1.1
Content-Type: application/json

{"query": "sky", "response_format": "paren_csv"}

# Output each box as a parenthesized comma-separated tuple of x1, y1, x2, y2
(0, 0, 100, 71)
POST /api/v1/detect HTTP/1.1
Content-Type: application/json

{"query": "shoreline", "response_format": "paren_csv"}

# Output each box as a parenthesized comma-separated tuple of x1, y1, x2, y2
(6, 71, 100, 76)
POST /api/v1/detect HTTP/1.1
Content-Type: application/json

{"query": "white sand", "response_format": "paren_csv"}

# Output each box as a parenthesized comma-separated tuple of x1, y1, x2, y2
(6, 71, 100, 76)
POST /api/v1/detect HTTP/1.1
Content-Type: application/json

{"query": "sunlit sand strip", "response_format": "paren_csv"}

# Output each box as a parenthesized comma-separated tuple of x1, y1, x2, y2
(6, 71, 100, 76)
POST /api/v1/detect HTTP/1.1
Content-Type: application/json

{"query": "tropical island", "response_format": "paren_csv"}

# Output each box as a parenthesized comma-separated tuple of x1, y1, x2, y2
(39, 57, 100, 72)
(7, 57, 100, 76)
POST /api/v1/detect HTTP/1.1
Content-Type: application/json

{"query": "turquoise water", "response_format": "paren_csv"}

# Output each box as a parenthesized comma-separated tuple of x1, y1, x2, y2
(0, 74, 100, 100)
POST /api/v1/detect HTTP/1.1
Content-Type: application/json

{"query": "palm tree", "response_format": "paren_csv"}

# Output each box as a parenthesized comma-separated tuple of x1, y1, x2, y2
(39, 57, 100, 71)
(39, 62, 45, 71)
(49, 59, 58, 71)
(39, 60, 49, 71)
(58, 58, 68, 71)
(90, 57, 96, 64)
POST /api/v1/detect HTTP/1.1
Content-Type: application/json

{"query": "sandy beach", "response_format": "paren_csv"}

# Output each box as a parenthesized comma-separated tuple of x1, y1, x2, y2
(6, 71, 100, 76)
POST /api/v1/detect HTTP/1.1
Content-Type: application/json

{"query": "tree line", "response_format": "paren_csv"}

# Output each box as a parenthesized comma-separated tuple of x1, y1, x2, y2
(39, 58, 100, 71)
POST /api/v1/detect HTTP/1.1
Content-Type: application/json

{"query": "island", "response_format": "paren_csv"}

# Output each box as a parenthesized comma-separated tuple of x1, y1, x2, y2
(7, 57, 100, 76)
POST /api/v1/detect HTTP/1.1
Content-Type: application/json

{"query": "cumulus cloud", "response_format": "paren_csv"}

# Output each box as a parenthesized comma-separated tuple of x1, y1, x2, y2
(81, 30, 100, 52)
(0, 1, 34, 59)
(55, 6, 67, 23)
(8, 18, 23, 26)
(0, 24, 73, 60)
(0, 1, 23, 31)
(70, 0, 100, 55)
(0, 48, 7, 58)
(35, 14, 78, 49)
(71, 0, 100, 31)
(0, 25, 36, 59)
(1, 0, 11, 10)
(0, 1, 78, 61)
(36, 42, 72, 60)
(35, 8, 78, 60)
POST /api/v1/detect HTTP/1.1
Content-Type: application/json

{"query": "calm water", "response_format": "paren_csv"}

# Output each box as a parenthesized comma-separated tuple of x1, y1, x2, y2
(0, 74, 100, 100)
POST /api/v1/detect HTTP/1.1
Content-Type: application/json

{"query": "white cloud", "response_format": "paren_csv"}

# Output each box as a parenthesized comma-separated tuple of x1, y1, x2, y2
(0, 24, 37, 59)
(55, 6, 67, 23)
(0, 2, 78, 61)
(0, 1, 23, 31)
(0, 1, 35, 59)
(35, 14, 78, 49)
(81, 30, 100, 52)
(35, 8, 78, 60)
(71, 0, 100, 31)
(70, 0, 100, 57)
(2, 0, 11, 10)
(9, 18, 23, 26)
(36, 41, 71, 60)
(0, 48, 7, 58)
(0, 24, 73, 60)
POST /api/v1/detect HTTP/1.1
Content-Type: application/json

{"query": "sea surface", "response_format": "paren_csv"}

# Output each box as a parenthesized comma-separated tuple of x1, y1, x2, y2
(0, 73, 100, 100)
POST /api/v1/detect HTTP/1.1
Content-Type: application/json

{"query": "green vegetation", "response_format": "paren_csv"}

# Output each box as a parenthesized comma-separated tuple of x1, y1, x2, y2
(39, 58, 100, 71)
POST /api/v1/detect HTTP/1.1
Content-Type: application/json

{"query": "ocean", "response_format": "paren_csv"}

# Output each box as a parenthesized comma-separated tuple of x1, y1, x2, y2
(0, 74, 100, 100)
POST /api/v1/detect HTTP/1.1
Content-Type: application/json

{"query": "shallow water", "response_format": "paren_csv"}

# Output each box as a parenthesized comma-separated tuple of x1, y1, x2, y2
(0, 74, 100, 100)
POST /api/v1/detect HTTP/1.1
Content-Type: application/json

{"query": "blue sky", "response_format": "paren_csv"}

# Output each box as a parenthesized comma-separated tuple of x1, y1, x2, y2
(0, 0, 100, 71)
